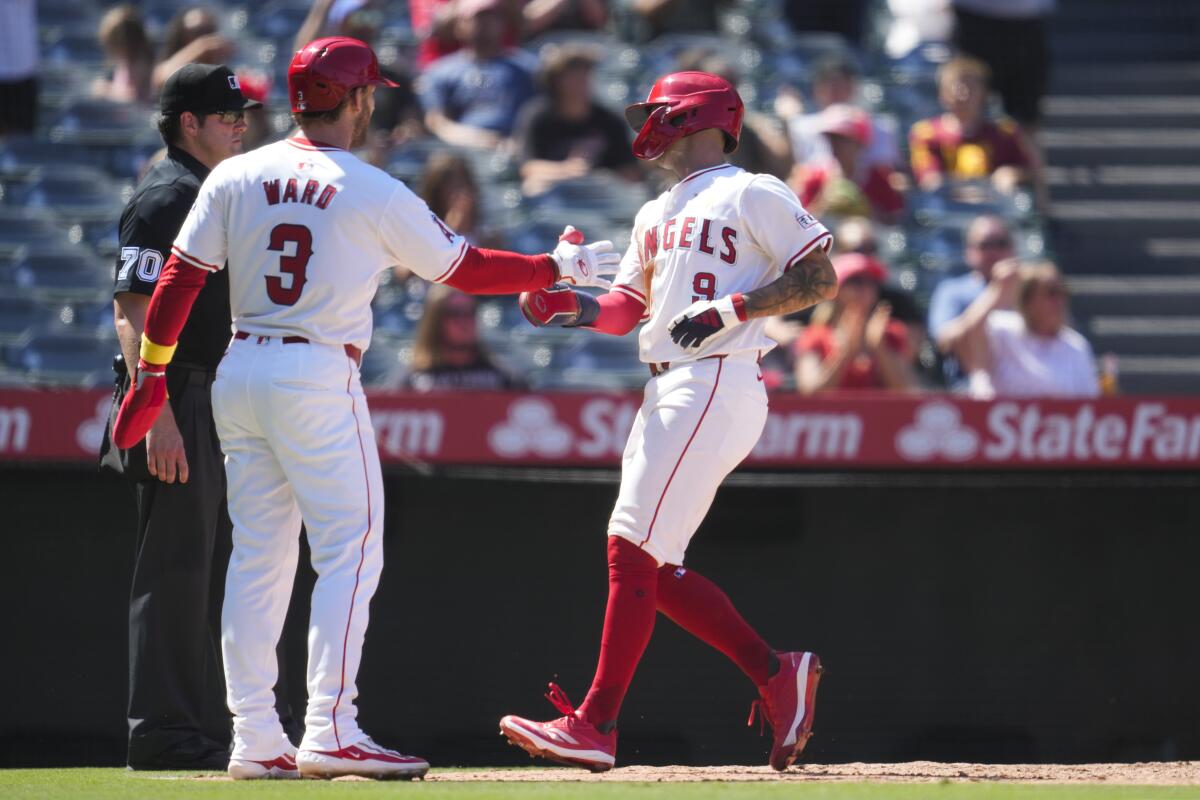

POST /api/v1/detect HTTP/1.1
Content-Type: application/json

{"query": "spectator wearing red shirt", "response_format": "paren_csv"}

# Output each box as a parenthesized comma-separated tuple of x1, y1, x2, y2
(790, 104, 905, 223)
(794, 253, 918, 393)
(908, 56, 1035, 195)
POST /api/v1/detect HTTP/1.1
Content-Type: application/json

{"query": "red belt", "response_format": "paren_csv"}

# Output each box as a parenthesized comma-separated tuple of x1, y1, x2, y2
(234, 330, 362, 367)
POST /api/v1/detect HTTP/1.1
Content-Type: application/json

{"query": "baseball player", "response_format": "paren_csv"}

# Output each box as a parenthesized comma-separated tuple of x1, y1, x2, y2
(501, 72, 837, 772)
(112, 37, 616, 780)
(100, 63, 293, 771)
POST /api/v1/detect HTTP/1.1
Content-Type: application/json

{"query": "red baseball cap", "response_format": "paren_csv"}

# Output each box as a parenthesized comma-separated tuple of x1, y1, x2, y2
(832, 252, 889, 285)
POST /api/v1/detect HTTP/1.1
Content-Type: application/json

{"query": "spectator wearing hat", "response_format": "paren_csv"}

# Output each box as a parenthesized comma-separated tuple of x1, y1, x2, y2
(101, 64, 280, 771)
(777, 56, 899, 171)
(908, 55, 1035, 195)
(794, 253, 918, 393)
(92, 5, 156, 105)
(514, 45, 640, 195)
(0, 0, 37, 134)
(790, 104, 905, 222)
(419, 0, 538, 148)
(939, 260, 1099, 399)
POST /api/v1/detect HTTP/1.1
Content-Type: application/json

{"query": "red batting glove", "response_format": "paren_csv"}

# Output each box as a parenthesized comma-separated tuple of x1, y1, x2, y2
(113, 359, 168, 449)
(519, 284, 601, 328)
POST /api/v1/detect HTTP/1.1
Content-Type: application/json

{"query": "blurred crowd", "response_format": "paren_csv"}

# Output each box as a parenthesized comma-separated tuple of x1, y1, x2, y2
(0, 0, 1105, 398)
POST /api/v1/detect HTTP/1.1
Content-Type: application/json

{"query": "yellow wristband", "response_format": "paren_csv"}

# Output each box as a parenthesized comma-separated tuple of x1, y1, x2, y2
(139, 335, 177, 366)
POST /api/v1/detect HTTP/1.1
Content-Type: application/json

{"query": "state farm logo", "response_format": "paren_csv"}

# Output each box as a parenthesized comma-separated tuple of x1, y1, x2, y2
(372, 409, 444, 457)
(76, 397, 110, 454)
(0, 405, 31, 453)
(489, 397, 573, 458)
(896, 401, 979, 462)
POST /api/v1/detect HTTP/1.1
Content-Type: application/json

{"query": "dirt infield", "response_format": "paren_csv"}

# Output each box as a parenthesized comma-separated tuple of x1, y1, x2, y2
(428, 762, 1200, 785)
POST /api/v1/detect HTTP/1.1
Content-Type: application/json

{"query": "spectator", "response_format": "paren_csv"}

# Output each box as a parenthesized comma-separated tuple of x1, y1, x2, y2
(908, 55, 1035, 194)
(778, 56, 899, 170)
(885, 0, 953, 59)
(153, 7, 234, 91)
(397, 286, 524, 391)
(0, 0, 38, 134)
(626, 0, 724, 41)
(785, 0, 870, 44)
(928, 214, 1017, 385)
(791, 104, 905, 222)
(419, 152, 504, 248)
(524, 0, 609, 36)
(419, 0, 538, 147)
(514, 45, 640, 195)
(411, 0, 522, 71)
(92, 5, 156, 105)
(953, 0, 1053, 132)
(294, 0, 388, 56)
(678, 51, 793, 180)
(940, 260, 1099, 399)
(794, 253, 918, 393)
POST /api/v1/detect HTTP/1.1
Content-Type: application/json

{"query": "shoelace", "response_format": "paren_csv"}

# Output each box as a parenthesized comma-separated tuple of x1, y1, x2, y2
(746, 698, 773, 737)
(544, 682, 577, 716)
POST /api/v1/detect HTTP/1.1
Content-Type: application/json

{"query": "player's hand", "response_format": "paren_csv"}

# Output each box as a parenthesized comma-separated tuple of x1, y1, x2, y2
(551, 225, 619, 289)
(113, 359, 168, 450)
(146, 404, 188, 484)
(519, 284, 600, 328)
(668, 294, 747, 349)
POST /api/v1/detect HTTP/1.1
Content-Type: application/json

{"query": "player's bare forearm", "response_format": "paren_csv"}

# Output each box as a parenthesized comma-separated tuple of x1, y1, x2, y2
(742, 248, 837, 319)
(114, 292, 150, 370)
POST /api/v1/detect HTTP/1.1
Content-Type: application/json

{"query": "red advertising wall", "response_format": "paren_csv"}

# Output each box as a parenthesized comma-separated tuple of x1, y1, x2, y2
(3, 389, 1199, 469)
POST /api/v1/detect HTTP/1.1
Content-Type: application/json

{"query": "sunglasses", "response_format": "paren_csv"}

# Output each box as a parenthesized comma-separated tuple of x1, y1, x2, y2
(209, 110, 247, 125)
(972, 237, 1013, 251)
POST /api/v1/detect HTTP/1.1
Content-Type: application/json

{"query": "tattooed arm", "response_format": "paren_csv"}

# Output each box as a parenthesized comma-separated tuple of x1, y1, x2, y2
(742, 247, 838, 319)
(667, 246, 839, 349)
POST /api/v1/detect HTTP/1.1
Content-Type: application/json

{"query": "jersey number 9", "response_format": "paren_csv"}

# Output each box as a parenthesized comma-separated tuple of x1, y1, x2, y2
(265, 223, 313, 306)
(692, 272, 717, 302)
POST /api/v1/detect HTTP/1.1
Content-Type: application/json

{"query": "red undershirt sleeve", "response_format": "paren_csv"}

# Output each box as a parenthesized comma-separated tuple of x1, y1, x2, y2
(142, 254, 209, 356)
(441, 247, 558, 294)
(586, 290, 645, 336)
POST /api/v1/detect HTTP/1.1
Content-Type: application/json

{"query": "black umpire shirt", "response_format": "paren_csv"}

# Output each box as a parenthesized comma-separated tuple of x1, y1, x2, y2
(115, 146, 229, 369)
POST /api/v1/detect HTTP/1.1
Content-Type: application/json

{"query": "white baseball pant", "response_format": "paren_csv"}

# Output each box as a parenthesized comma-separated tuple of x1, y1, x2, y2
(212, 335, 383, 760)
(607, 354, 768, 566)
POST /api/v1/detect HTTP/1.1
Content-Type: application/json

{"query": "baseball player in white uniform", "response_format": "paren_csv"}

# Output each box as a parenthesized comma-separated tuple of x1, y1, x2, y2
(500, 72, 838, 772)
(113, 37, 617, 780)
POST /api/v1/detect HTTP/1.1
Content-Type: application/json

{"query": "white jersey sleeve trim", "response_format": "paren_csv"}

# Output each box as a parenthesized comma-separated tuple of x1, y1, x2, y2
(783, 231, 833, 272)
(170, 244, 220, 273)
(431, 239, 469, 284)
(612, 284, 647, 305)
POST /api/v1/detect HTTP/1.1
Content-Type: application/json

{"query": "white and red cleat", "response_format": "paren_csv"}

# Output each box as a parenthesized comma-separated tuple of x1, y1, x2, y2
(750, 651, 823, 771)
(499, 683, 616, 772)
(228, 751, 299, 780)
(296, 737, 429, 780)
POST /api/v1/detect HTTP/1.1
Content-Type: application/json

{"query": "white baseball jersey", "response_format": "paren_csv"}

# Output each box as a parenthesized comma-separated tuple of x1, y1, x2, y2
(172, 135, 469, 351)
(611, 163, 832, 364)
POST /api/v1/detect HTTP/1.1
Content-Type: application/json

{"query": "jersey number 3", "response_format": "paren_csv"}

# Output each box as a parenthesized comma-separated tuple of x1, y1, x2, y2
(265, 223, 312, 306)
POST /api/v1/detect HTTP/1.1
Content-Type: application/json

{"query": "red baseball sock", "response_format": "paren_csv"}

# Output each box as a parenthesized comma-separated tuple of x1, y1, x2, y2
(656, 564, 776, 687)
(577, 536, 659, 729)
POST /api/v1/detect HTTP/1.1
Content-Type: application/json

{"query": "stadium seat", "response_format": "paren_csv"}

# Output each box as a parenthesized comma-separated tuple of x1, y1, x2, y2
(0, 250, 111, 301)
(49, 99, 155, 145)
(3, 328, 117, 387)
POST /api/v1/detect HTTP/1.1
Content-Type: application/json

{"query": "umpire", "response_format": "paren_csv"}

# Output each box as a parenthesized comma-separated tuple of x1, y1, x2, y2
(102, 64, 261, 771)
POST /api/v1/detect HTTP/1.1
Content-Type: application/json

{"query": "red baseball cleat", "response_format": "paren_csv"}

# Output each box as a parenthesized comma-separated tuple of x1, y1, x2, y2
(750, 651, 823, 771)
(296, 737, 429, 780)
(499, 683, 617, 772)
(228, 751, 299, 780)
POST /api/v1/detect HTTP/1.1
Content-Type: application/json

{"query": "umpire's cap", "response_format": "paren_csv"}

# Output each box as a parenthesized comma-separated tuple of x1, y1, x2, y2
(160, 63, 262, 116)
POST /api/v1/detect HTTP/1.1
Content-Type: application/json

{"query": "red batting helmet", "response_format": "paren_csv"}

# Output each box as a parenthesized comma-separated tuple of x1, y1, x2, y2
(288, 36, 399, 113)
(624, 71, 744, 161)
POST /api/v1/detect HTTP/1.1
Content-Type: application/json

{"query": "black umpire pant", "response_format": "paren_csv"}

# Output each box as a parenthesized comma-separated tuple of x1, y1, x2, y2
(127, 365, 300, 766)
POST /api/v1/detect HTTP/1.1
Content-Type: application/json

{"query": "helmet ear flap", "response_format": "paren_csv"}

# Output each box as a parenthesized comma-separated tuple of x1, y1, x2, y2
(632, 104, 680, 161)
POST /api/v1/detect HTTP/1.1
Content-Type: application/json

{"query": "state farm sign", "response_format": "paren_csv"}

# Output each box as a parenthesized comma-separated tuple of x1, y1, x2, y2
(1, 388, 1197, 469)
